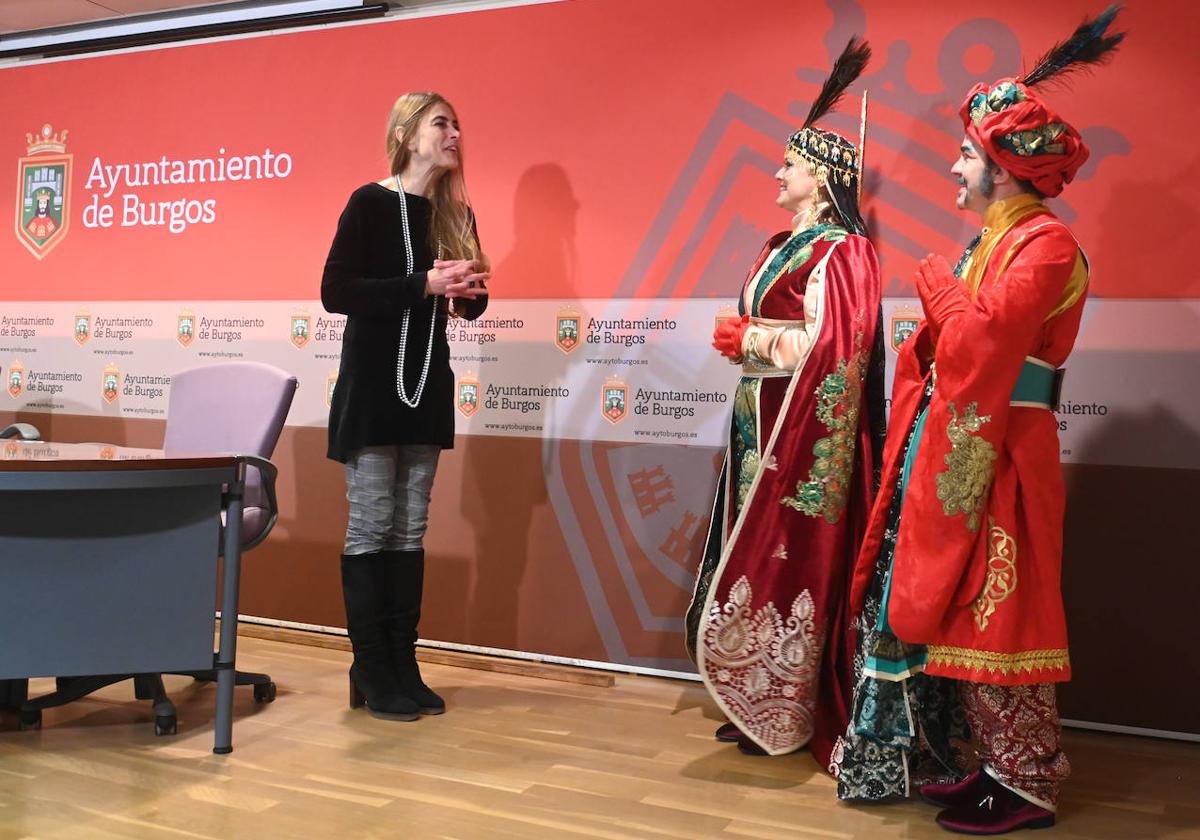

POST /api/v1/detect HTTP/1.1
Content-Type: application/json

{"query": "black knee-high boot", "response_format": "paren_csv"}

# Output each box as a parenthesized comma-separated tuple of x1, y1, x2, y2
(341, 553, 419, 721)
(382, 549, 445, 714)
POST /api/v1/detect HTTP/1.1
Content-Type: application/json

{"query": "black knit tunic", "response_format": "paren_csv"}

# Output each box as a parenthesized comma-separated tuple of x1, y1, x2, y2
(322, 183, 486, 462)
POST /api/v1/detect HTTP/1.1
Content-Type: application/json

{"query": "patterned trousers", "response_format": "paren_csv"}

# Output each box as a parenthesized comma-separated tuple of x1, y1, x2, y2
(960, 681, 1070, 811)
(342, 444, 441, 554)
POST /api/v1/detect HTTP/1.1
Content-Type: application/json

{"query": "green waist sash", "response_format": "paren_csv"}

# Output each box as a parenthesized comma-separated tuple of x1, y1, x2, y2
(1011, 357, 1063, 409)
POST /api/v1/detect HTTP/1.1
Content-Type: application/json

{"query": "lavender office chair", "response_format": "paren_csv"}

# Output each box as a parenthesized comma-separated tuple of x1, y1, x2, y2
(163, 362, 297, 704)
(11, 362, 297, 735)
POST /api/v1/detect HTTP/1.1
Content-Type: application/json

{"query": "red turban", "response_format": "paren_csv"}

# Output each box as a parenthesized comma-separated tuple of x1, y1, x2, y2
(959, 78, 1089, 198)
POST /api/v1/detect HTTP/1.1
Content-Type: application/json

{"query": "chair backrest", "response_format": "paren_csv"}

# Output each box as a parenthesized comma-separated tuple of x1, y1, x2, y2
(162, 362, 297, 545)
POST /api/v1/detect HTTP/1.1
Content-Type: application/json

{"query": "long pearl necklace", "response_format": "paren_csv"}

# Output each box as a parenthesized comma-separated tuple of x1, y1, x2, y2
(394, 175, 439, 408)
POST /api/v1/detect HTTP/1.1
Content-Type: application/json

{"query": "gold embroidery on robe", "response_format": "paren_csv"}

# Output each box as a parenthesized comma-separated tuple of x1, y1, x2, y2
(733, 378, 762, 512)
(781, 327, 866, 524)
(927, 645, 1069, 676)
(972, 518, 1017, 631)
(937, 401, 997, 532)
(737, 450, 760, 512)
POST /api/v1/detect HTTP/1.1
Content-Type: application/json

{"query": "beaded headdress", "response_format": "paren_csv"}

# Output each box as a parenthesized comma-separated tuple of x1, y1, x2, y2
(786, 37, 871, 190)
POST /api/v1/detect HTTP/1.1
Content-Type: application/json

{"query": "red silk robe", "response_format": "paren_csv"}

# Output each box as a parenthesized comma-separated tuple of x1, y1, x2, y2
(850, 195, 1088, 686)
(693, 229, 881, 761)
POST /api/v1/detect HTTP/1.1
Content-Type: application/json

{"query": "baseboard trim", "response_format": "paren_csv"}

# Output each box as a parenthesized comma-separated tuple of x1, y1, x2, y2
(226, 612, 697, 681)
(229, 620, 615, 688)
(1059, 719, 1200, 743)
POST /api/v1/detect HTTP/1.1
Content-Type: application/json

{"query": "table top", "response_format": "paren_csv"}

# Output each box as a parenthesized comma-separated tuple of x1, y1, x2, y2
(1, 440, 237, 472)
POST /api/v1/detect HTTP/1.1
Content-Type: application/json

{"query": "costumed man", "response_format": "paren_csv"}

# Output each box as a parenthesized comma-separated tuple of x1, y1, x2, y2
(836, 6, 1126, 835)
(685, 38, 886, 769)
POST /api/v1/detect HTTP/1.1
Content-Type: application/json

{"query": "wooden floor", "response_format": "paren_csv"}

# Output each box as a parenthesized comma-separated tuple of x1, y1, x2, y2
(1, 636, 1197, 840)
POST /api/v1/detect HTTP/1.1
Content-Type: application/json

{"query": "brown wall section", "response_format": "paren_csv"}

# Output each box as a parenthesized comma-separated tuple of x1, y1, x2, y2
(1058, 463, 1199, 735)
(4, 408, 1196, 734)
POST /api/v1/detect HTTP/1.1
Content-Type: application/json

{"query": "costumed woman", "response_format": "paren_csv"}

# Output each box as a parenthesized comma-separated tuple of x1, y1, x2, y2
(685, 38, 886, 768)
(322, 92, 489, 721)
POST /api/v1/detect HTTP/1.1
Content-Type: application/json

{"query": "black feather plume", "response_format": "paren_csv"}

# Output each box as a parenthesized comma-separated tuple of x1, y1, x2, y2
(1020, 4, 1126, 89)
(804, 37, 872, 128)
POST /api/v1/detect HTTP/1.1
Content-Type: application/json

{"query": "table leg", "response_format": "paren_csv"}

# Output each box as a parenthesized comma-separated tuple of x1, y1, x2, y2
(213, 474, 245, 755)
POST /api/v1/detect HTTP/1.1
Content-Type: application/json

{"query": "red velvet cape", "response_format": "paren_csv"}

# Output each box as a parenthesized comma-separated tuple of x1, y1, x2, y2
(695, 231, 881, 763)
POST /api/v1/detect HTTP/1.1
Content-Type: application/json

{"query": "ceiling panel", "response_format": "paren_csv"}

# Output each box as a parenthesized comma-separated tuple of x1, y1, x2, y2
(94, 0, 242, 13)
(0, 0, 115, 31)
(0, 0, 329, 33)
(0, 1, 471, 41)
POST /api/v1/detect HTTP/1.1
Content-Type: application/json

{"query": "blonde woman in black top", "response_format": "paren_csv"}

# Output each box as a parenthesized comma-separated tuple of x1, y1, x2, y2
(322, 92, 489, 721)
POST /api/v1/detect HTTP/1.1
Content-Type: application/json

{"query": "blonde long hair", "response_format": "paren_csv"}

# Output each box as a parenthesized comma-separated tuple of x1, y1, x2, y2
(385, 92, 479, 261)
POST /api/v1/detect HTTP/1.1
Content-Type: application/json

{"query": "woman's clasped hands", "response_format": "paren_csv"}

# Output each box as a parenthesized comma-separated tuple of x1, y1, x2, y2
(428, 258, 490, 299)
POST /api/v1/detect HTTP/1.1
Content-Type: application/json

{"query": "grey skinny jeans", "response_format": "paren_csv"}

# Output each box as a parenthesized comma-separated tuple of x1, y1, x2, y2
(342, 444, 441, 554)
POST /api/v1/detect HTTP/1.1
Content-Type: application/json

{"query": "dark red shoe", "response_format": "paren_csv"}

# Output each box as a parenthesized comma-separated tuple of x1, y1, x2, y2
(921, 769, 985, 808)
(935, 775, 1055, 835)
(714, 721, 741, 742)
(736, 735, 768, 756)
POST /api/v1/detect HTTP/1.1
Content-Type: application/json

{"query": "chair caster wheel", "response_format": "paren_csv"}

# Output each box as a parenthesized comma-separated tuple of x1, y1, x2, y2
(253, 682, 277, 703)
(155, 715, 177, 736)
(18, 709, 42, 731)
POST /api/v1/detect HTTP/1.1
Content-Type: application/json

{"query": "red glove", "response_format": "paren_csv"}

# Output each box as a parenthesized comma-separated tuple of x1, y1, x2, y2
(914, 254, 969, 338)
(712, 314, 750, 360)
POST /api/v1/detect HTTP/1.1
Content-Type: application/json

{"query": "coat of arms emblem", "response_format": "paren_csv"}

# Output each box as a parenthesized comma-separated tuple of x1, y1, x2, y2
(290, 311, 311, 348)
(715, 303, 740, 332)
(7, 360, 24, 399)
(73, 311, 91, 345)
(177, 310, 196, 347)
(602, 376, 628, 424)
(102, 363, 120, 404)
(16, 124, 72, 260)
(326, 371, 338, 407)
(457, 372, 480, 417)
(890, 304, 921, 353)
(555, 305, 582, 354)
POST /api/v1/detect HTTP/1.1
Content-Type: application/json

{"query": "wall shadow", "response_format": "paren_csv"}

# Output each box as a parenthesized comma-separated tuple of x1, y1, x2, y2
(453, 163, 580, 650)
